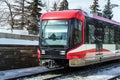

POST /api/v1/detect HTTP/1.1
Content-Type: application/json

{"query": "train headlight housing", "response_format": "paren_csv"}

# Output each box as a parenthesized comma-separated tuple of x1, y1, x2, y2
(41, 50, 45, 54)
(60, 51, 65, 55)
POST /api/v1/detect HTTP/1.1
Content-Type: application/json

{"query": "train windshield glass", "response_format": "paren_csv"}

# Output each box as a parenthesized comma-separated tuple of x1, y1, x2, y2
(41, 20, 68, 46)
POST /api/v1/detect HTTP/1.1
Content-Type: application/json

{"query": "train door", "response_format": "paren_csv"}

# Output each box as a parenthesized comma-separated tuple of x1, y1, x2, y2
(85, 19, 103, 64)
(94, 25, 103, 62)
(115, 27, 120, 58)
(71, 18, 82, 48)
(102, 24, 116, 61)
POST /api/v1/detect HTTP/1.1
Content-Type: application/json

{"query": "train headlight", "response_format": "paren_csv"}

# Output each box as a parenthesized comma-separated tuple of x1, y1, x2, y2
(60, 51, 65, 55)
(41, 50, 45, 54)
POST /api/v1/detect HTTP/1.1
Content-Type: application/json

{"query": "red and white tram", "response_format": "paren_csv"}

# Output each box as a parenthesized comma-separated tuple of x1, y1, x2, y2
(38, 10, 120, 67)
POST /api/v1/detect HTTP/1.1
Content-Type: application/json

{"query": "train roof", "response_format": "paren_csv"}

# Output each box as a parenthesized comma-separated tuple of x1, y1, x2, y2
(41, 10, 85, 21)
(41, 10, 120, 26)
(90, 14, 120, 26)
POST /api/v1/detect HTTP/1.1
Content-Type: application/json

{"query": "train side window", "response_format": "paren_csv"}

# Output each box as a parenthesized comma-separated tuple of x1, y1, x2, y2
(88, 24, 95, 44)
(114, 27, 119, 44)
(109, 27, 114, 44)
(104, 26, 109, 44)
(94, 27, 103, 42)
(73, 19, 82, 46)
(104, 25, 115, 44)
(119, 28, 120, 44)
(115, 27, 120, 50)
(87, 20, 104, 44)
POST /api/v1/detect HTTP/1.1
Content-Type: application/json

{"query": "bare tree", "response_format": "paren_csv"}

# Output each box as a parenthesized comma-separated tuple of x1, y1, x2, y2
(0, 0, 14, 31)
(12, 0, 25, 30)
(4, 0, 14, 31)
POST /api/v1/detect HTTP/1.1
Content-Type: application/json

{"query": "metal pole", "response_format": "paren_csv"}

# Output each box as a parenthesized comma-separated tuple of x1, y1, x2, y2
(21, 0, 24, 29)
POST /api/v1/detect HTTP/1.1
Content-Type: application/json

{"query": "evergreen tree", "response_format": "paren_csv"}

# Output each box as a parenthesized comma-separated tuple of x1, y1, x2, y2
(59, 0, 68, 11)
(103, 0, 113, 19)
(12, 0, 43, 34)
(90, 0, 101, 13)
(26, 0, 43, 34)
(52, 1, 58, 11)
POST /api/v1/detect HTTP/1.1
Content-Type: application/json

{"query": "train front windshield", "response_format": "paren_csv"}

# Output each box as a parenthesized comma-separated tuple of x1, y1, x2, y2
(41, 20, 68, 46)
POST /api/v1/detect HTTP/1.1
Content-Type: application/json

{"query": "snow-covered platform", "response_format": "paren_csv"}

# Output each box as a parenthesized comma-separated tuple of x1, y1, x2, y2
(0, 32, 39, 70)
(0, 45, 39, 70)
(0, 32, 38, 41)
(0, 66, 46, 80)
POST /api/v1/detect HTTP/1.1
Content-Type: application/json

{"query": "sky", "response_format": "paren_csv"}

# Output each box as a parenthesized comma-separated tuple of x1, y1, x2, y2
(67, 0, 120, 21)
(1, 0, 120, 28)
(43, 0, 120, 22)
(1, 0, 120, 21)
(6, 0, 118, 21)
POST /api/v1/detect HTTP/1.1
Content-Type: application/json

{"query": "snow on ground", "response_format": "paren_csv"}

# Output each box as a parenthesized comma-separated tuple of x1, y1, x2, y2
(0, 29, 38, 45)
(0, 29, 29, 35)
(0, 67, 48, 80)
(59, 66, 120, 80)
(23, 64, 120, 80)
(0, 38, 38, 45)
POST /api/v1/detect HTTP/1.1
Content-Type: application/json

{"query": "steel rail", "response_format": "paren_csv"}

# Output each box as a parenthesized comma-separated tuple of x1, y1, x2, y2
(26, 60, 120, 80)
(0, 66, 64, 80)
(1, 60, 119, 80)
(108, 75, 120, 80)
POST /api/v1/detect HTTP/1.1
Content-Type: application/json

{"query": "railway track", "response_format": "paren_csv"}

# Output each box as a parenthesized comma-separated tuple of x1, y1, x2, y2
(0, 66, 64, 80)
(109, 75, 120, 80)
(0, 60, 120, 80)
(25, 60, 120, 80)
(57, 60, 120, 80)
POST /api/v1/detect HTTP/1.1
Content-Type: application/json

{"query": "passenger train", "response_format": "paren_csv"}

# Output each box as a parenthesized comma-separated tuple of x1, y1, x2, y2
(38, 10, 120, 67)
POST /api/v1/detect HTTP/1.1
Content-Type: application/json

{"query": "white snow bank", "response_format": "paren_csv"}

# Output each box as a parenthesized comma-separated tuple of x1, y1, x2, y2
(60, 65, 120, 80)
(0, 29, 29, 35)
(0, 38, 38, 45)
